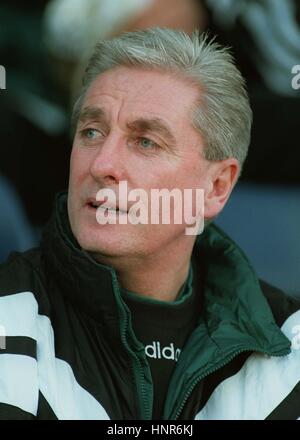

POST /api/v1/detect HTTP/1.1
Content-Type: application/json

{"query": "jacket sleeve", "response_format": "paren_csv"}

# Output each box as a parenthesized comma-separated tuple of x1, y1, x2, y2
(0, 253, 40, 419)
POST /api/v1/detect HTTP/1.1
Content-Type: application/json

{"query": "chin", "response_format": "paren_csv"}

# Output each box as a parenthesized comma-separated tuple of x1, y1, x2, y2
(75, 223, 134, 257)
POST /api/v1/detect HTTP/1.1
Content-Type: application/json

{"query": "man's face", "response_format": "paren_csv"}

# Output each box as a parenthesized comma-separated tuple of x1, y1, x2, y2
(68, 66, 212, 261)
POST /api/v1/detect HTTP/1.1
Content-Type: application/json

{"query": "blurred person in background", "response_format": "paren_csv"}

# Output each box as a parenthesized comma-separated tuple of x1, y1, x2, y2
(202, 0, 300, 182)
(0, 0, 70, 227)
(43, 0, 206, 103)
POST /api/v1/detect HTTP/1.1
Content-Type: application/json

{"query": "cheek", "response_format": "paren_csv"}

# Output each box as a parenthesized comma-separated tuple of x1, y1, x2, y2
(154, 167, 202, 191)
(184, 157, 208, 188)
(134, 159, 184, 189)
(69, 148, 91, 187)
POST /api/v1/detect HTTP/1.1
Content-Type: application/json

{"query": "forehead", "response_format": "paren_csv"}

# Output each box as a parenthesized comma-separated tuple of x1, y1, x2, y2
(82, 66, 199, 129)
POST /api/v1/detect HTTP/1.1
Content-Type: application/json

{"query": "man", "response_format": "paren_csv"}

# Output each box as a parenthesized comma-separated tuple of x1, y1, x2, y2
(0, 28, 299, 420)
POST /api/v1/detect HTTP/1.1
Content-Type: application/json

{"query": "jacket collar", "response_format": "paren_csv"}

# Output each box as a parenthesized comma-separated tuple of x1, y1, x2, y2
(195, 224, 291, 353)
(42, 192, 122, 323)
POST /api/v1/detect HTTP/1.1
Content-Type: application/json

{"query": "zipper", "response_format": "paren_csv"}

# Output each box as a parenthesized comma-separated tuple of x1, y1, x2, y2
(171, 345, 290, 420)
(119, 293, 152, 420)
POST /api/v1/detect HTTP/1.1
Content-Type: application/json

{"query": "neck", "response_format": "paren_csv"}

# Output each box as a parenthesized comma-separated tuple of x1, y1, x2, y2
(118, 254, 191, 302)
(93, 239, 195, 302)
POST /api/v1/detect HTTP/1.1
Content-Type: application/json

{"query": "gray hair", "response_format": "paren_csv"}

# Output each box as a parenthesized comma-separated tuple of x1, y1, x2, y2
(71, 27, 252, 171)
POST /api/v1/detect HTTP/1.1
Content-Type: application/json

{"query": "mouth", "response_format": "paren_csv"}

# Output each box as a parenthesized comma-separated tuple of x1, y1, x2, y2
(86, 199, 126, 213)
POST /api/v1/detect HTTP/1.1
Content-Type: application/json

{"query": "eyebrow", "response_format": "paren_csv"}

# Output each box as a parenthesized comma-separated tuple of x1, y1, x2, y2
(79, 107, 108, 125)
(78, 106, 177, 146)
(127, 118, 176, 146)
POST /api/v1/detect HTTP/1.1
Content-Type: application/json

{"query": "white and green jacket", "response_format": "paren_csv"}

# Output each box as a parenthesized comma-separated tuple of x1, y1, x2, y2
(0, 193, 299, 420)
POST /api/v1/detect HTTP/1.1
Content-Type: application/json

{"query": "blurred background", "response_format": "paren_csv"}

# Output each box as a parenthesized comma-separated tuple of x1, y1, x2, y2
(0, 0, 299, 296)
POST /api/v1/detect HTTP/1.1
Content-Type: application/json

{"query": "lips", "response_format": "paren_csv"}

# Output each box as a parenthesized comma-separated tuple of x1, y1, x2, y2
(86, 198, 126, 213)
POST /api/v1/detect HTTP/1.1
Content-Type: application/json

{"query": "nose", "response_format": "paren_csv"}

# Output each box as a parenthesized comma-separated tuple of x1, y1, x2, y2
(89, 133, 126, 185)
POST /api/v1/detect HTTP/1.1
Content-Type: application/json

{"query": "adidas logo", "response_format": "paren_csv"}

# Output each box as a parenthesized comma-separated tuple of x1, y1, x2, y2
(144, 341, 181, 362)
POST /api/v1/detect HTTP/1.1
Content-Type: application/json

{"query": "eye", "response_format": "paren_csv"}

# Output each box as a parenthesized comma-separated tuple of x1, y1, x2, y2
(79, 128, 103, 140)
(86, 129, 98, 139)
(138, 137, 158, 150)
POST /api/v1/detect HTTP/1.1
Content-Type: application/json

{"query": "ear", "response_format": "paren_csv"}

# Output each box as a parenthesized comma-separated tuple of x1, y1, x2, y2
(204, 158, 240, 220)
